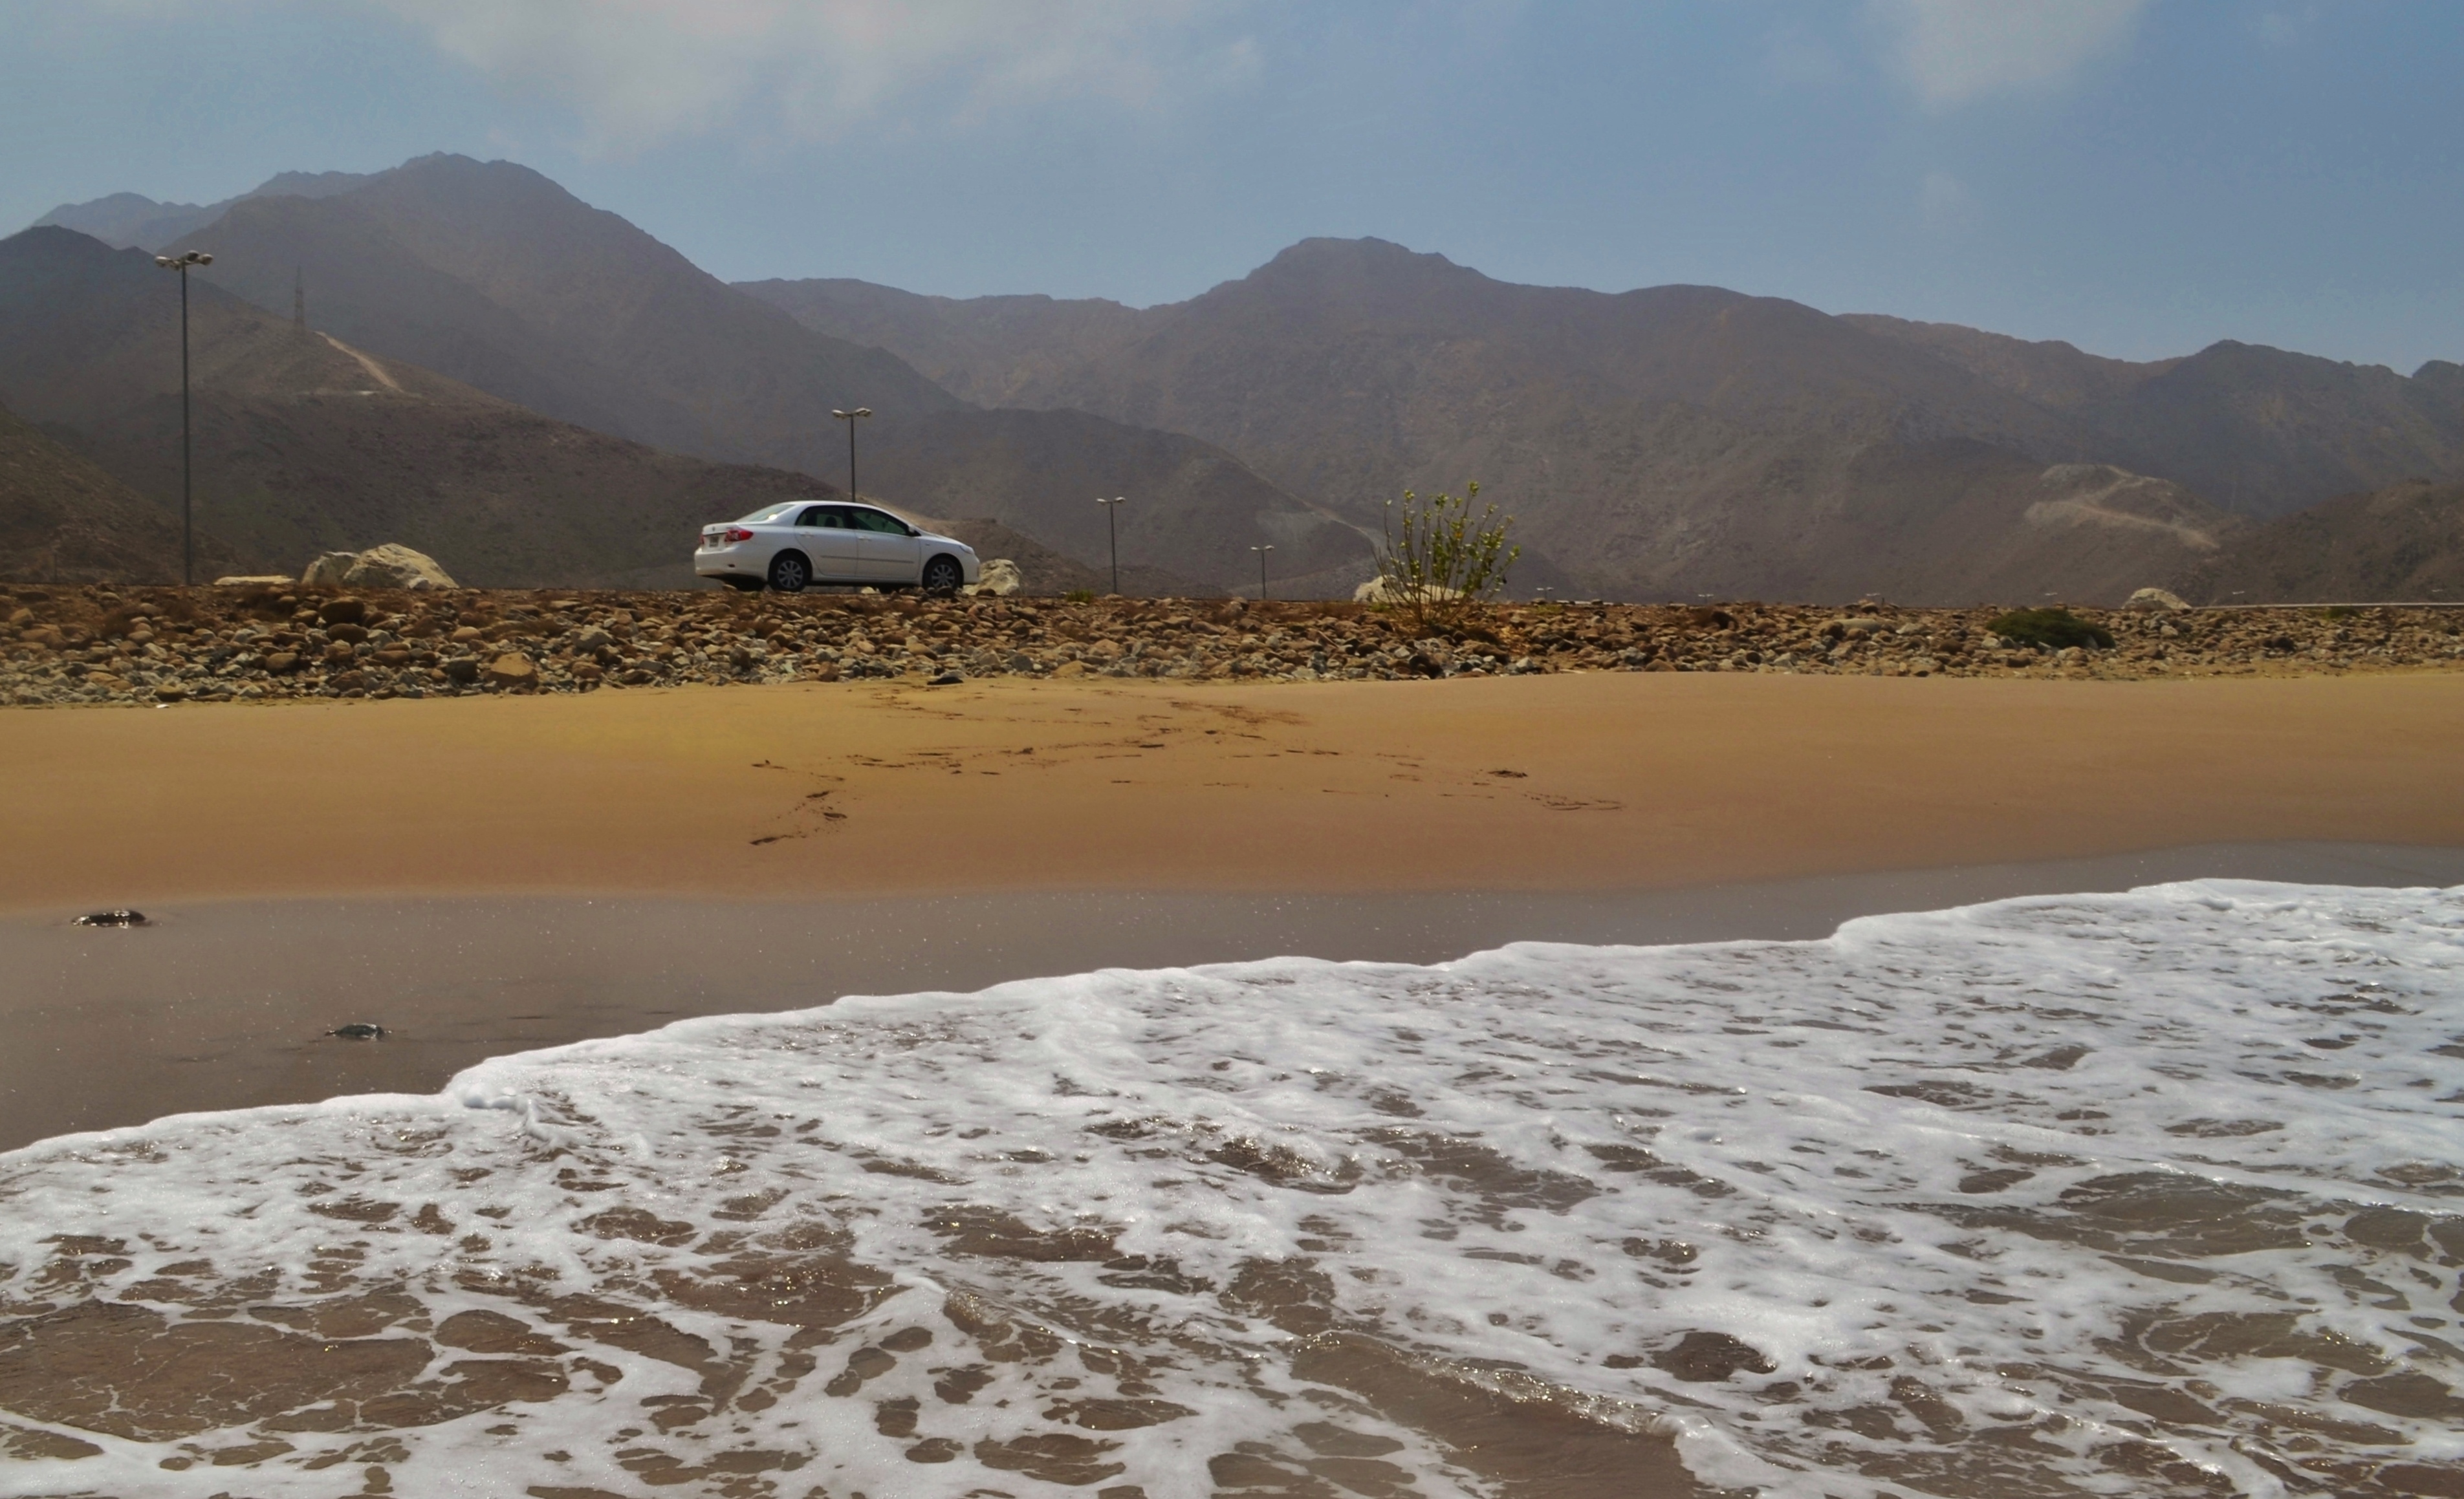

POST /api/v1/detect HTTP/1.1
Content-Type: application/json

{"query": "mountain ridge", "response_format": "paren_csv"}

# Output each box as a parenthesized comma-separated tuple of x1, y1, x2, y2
(146, 155, 1374, 594)
(28, 162, 2462, 603)
(0, 226, 850, 588)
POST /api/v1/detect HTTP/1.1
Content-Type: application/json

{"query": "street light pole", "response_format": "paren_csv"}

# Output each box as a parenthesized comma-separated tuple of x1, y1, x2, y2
(154, 250, 213, 585)
(1095, 495, 1126, 594)
(831, 407, 872, 501)
(1250, 544, 1275, 602)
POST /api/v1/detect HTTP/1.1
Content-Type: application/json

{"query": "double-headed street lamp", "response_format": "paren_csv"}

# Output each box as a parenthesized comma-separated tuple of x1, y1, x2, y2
(154, 250, 213, 586)
(1250, 544, 1275, 602)
(831, 407, 872, 501)
(1095, 495, 1126, 594)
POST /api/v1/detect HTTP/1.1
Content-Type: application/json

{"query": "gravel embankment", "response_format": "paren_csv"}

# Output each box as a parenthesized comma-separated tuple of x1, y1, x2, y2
(5, 583, 2461, 706)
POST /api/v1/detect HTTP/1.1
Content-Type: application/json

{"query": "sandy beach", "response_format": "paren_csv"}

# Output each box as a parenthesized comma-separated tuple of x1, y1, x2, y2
(5, 671, 2462, 912)
(6, 675, 2463, 1497)
(6, 668, 2463, 1149)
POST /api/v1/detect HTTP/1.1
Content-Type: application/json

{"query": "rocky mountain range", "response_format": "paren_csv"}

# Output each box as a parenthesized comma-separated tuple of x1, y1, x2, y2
(2176, 476, 2464, 605)
(147, 156, 1366, 596)
(745, 238, 2464, 603)
(0, 397, 237, 585)
(0, 228, 844, 588)
(14, 157, 2463, 603)
(32, 171, 371, 254)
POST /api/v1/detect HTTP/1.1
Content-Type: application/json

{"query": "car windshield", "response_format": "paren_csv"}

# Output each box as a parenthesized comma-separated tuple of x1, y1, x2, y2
(736, 502, 803, 524)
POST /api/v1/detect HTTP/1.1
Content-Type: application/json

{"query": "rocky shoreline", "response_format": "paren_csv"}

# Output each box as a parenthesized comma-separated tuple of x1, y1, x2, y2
(5, 583, 2461, 707)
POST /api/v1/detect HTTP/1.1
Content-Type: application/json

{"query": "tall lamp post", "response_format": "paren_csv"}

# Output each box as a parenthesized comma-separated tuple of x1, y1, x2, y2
(831, 407, 872, 501)
(1095, 495, 1126, 594)
(154, 250, 213, 585)
(1250, 544, 1275, 602)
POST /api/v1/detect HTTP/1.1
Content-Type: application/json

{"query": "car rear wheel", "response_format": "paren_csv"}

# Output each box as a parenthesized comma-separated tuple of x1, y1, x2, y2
(921, 555, 964, 595)
(769, 552, 811, 593)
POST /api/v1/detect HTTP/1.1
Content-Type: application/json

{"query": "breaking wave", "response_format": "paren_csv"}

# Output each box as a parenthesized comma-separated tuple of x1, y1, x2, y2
(3, 880, 2462, 1497)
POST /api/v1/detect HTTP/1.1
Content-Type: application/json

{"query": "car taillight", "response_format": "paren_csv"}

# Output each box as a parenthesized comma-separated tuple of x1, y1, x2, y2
(723, 528, 754, 543)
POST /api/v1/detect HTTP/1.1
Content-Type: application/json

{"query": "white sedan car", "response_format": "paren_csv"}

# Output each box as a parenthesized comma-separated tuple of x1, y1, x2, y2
(697, 501, 982, 594)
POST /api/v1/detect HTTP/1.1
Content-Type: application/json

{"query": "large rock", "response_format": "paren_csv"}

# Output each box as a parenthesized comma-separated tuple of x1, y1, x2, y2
(1353, 576, 1461, 605)
(2125, 587, 2190, 612)
(965, 558, 1023, 598)
(345, 544, 458, 591)
(484, 652, 538, 691)
(300, 552, 358, 587)
(213, 574, 293, 587)
(299, 545, 459, 590)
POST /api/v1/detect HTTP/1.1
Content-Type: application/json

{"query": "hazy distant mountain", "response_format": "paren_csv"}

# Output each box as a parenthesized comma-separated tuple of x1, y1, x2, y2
(34, 153, 2454, 605)
(745, 238, 2463, 602)
(1, 396, 242, 585)
(0, 226, 844, 588)
(2174, 476, 2464, 605)
(1834, 315, 2175, 414)
(860, 407, 1373, 598)
(32, 171, 373, 251)
(737, 277, 1149, 411)
(145, 155, 1367, 594)
(1849, 316, 2464, 517)
(742, 241, 2175, 601)
(164, 156, 959, 477)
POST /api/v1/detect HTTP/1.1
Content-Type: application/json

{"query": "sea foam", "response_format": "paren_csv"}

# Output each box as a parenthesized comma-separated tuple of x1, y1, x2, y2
(1, 880, 2459, 1497)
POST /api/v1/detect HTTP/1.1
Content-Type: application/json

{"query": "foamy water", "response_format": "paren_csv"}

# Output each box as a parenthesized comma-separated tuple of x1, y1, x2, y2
(3, 881, 2461, 1498)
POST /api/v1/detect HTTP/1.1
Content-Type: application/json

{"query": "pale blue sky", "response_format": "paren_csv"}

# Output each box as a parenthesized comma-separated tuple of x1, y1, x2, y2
(5, 1, 2459, 371)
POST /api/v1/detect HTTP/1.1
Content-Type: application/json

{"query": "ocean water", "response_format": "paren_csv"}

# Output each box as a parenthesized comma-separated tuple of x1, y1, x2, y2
(1, 880, 2460, 1499)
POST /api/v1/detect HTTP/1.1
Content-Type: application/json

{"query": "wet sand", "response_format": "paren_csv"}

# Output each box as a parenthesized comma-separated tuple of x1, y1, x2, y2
(3, 671, 2462, 912)
(5, 841, 2461, 1153)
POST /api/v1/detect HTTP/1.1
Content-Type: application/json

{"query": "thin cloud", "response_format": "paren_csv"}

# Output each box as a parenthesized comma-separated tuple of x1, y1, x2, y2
(1870, 0, 2148, 109)
(375, 0, 1256, 153)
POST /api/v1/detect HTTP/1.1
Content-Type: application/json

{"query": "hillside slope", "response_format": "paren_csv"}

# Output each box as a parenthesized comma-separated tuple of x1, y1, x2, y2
(168, 158, 959, 477)
(0, 227, 845, 588)
(30, 171, 371, 252)
(0, 400, 243, 584)
(2174, 477, 2464, 605)
(745, 239, 2461, 601)
(155, 156, 1358, 593)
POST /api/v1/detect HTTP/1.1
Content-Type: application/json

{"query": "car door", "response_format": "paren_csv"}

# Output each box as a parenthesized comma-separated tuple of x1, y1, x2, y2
(799, 506, 866, 582)
(850, 507, 922, 581)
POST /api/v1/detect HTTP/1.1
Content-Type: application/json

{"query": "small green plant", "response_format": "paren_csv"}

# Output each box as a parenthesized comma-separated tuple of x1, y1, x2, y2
(1063, 588, 1096, 604)
(1987, 607, 2113, 651)
(2320, 604, 2359, 621)
(1376, 482, 1520, 629)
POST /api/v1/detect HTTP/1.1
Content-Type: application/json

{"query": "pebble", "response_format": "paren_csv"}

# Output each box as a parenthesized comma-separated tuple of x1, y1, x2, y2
(1, 585, 2458, 707)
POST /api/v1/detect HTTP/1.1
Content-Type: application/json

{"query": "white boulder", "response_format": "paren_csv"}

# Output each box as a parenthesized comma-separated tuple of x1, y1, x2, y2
(2124, 588, 2190, 612)
(965, 558, 1023, 597)
(300, 552, 358, 587)
(345, 543, 459, 590)
(301, 544, 459, 591)
(1354, 576, 1461, 605)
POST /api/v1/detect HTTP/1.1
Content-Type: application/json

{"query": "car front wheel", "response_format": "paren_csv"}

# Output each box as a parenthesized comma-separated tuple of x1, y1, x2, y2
(769, 552, 811, 592)
(921, 555, 964, 595)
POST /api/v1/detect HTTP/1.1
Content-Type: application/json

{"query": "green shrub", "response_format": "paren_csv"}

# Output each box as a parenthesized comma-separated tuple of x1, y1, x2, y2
(1063, 588, 1096, 604)
(2320, 604, 2359, 621)
(1986, 607, 2113, 651)
(1376, 481, 1520, 629)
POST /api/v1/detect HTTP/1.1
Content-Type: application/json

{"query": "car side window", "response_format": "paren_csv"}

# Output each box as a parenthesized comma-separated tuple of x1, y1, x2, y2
(854, 509, 911, 535)
(796, 506, 829, 527)
(814, 507, 855, 529)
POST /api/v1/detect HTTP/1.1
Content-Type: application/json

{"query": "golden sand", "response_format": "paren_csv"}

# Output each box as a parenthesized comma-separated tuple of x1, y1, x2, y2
(3, 671, 2459, 914)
